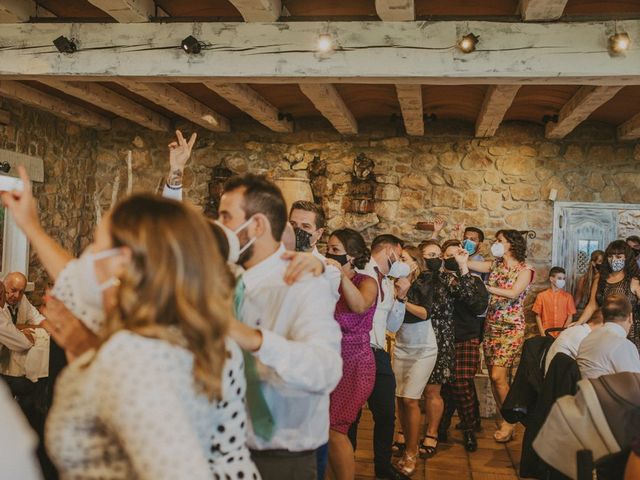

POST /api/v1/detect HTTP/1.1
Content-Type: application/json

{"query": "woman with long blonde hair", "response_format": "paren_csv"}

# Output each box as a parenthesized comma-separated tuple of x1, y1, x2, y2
(2, 168, 260, 480)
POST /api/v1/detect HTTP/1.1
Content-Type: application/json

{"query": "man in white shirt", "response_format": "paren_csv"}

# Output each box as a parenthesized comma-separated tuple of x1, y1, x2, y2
(218, 174, 342, 480)
(349, 234, 411, 480)
(0, 280, 34, 356)
(544, 310, 603, 374)
(577, 294, 640, 379)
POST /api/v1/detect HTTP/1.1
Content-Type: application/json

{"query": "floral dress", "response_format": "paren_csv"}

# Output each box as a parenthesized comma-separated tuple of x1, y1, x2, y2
(428, 272, 483, 385)
(483, 260, 534, 368)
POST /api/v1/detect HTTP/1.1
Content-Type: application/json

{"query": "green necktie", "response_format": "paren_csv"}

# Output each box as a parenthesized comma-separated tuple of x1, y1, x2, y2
(234, 277, 275, 441)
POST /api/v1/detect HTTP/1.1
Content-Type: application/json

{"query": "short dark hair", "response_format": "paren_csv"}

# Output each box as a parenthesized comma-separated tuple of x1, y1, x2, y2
(441, 239, 462, 253)
(371, 234, 404, 253)
(464, 227, 485, 243)
(330, 229, 371, 270)
(496, 229, 527, 263)
(627, 235, 640, 244)
(290, 200, 326, 229)
(549, 266, 566, 277)
(223, 174, 287, 242)
(602, 294, 632, 323)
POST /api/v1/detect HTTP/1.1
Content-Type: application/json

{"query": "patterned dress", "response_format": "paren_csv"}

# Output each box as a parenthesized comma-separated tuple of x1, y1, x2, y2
(329, 273, 377, 434)
(596, 276, 640, 351)
(428, 272, 482, 385)
(483, 260, 534, 368)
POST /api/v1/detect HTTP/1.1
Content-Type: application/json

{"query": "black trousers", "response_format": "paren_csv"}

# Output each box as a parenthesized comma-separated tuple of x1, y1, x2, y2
(348, 348, 396, 475)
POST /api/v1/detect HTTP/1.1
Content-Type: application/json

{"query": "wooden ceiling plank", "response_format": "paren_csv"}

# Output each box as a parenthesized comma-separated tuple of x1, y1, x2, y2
(618, 112, 640, 141)
(203, 82, 292, 133)
(395, 84, 423, 136)
(228, 0, 281, 21)
(0, 0, 36, 22)
(299, 84, 357, 135)
(115, 80, 229, 132)
(375, 0, 415, 21)
(519, 0, 569, 21)
(86, 0, 154, 22)
(0, 80, 110, 130)
(545, 85, 623, 139)
(475, 85, 521, 137)
(41, 80, 170, 131)
(0, 21, 640, 83)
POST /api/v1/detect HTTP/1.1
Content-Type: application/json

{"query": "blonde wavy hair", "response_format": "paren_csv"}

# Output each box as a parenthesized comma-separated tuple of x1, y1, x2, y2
(101, 194, 233, 401)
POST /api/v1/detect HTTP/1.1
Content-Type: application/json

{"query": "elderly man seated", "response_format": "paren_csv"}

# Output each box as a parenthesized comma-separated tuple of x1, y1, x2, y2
(577, 294, 640, 379)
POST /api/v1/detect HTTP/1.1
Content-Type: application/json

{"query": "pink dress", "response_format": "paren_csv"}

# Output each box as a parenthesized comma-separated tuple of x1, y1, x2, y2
(329, 273, 377, 434)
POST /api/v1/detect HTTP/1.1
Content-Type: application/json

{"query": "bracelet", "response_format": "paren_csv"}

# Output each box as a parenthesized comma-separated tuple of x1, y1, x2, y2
(165, 182, 183, 190)
(397, 297, 407, 303)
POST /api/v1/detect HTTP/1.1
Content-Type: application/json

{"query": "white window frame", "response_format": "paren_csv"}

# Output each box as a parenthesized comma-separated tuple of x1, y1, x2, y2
(0, 149, 44, 291)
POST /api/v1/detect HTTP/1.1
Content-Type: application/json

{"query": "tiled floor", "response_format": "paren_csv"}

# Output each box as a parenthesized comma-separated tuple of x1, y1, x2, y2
(354, 409, 523, 480)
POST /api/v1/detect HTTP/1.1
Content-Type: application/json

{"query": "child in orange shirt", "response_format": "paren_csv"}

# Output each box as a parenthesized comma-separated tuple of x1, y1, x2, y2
(533, 267, 577, 336)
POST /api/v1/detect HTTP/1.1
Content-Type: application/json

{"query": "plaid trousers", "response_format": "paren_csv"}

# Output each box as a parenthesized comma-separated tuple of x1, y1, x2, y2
(442, 338, 481, 430)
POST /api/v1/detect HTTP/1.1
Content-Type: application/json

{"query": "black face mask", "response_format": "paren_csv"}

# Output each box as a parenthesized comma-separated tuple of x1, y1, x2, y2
(444, 257, 459, 272)
(425, 258, 442, 272)
(326, 253, 349, 266)
(294, 227, 313, 252)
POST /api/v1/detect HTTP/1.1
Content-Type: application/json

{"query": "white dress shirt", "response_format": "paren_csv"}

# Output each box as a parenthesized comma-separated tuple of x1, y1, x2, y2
(577, 322, 640, 379)
(0, 308, 32, 353)
(0, 381, 42, 480)
(544, 324, 592, 374)
(312, 246, 341, 299)
(358, 258, 405, 349)
(162, 184, 183, 201)
(240, 245, 342, 452)
(0, 296, 47, 378)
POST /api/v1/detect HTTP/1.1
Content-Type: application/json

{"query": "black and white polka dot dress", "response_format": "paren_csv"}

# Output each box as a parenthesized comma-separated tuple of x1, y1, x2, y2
(46, 331, 260, 480)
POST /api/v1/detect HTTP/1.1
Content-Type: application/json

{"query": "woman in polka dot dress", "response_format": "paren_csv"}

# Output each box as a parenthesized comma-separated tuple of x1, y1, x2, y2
(325, 229, 378, 480)
(3, 184, 260, 480)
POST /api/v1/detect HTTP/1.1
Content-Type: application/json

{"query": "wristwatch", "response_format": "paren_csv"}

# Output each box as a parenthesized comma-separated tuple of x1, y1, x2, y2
(397, 296, 407, 303)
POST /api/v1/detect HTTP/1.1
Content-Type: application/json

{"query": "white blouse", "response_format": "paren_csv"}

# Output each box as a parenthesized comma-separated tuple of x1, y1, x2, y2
(46, 331, 260, 480)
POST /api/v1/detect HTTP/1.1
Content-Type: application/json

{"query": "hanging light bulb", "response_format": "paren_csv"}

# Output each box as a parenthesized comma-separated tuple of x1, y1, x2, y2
(458, 33, 479, 53)
(317, 34, 334, 53)
(609, 32, 631, 55)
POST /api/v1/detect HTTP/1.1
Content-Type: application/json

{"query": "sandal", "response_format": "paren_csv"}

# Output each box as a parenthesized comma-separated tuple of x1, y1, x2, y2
(398, 452, 417, 476)
(419, 435, 438, 459)
(493, 424, 515, 443)
(391, 432, 406, 457)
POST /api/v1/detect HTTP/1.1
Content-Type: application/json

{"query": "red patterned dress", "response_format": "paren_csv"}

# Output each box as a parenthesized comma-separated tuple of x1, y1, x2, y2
(329, 273, 377, 434)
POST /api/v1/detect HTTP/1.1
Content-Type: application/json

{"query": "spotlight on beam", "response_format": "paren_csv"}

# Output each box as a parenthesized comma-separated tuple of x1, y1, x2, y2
(458, 33, 479, 53)
(181, 35, 202, 54)
(53, 36, 77, 54)
(609, 32, 631, 55)
(317, 34, 334, 53)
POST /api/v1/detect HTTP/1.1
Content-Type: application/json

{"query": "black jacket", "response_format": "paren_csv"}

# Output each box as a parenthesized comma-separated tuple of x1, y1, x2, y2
(452, 274, 489, 342)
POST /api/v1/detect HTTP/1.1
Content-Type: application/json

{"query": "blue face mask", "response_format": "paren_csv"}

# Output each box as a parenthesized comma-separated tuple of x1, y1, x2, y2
(462, 239, 476, 255)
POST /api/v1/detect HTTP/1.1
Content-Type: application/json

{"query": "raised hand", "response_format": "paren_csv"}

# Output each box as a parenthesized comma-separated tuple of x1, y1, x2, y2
(433, 216, 446, 233)
(0, 166, 40, 235)
(395, 277, 411, 300)
(167, 130, 197, 186)
(454, 247, 470, 275)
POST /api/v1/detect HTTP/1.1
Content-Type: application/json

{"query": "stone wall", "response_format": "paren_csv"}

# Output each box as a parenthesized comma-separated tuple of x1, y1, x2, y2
(0, 99, 97, 303)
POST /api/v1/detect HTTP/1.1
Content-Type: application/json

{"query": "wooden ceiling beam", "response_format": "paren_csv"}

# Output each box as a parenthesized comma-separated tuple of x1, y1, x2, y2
(0, 0, 49, 22)
(0, 21, 639, 83)
(228, 0, 281, 21)
(395, 84, 423, 136)
(41, 80, 169, 131)
(519, 0, 569, 21)
(0, 80, 110, 130)
(115, 81, 230, 132)
(203, 82, 292, 133)
(375, 0, 415, 21)
(618, 112, 640, 141)
(545, 86, 622, 139)
(299, 84, 357, 135)
(475, 85, 521, 137)
(86, 0, 154, 22)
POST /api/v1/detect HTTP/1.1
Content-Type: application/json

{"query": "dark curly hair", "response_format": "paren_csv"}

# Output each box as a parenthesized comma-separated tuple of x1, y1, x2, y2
(597, 240, 640, 296)
(330, 228, 371, 270)
(496, 229, 527, 263)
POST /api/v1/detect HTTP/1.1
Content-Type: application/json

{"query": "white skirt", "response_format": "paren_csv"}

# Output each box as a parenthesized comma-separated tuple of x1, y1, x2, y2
(393, 321, 438, 399)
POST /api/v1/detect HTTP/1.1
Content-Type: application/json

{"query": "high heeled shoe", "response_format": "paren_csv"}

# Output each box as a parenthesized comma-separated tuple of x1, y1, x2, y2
(493, 424, 515, 443)
(398, 453, 417, 476)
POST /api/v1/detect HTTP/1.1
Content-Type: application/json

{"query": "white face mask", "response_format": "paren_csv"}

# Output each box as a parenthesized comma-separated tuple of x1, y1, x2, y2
(554, 279, 566, 289)
(51, 248, 121, 334)
(491, 242, 505, 258)
(215, 216, 256, 264)
(609, 258, 625, 272)
(388, 261, 411, 279)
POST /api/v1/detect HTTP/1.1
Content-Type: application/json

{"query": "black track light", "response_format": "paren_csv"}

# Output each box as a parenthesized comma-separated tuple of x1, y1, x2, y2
(181, 35, 202, 54)
(53, 36, 77, 54)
